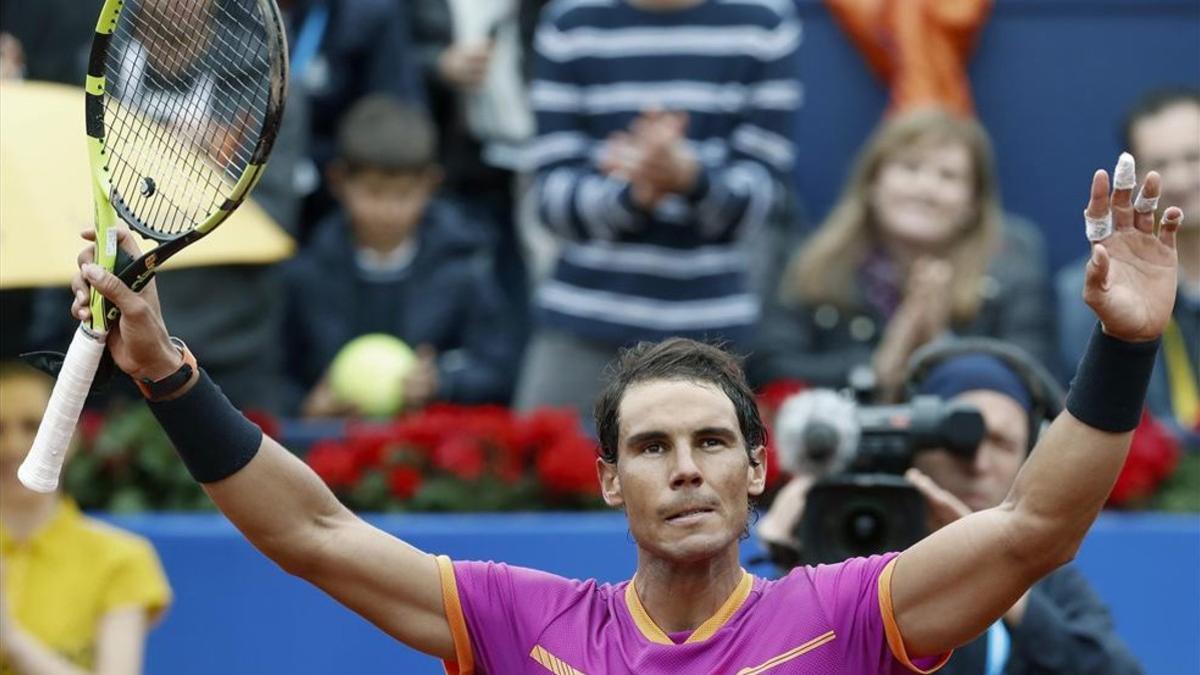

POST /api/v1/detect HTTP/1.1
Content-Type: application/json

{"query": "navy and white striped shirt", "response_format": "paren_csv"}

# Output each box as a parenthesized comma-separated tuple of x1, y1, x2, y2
(530, 0, 802, 346)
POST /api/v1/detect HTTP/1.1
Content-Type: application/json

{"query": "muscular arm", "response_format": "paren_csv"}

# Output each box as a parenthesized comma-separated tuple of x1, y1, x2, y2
(69, 230, 455, 663)
(890, 165, 1181, 658)
(891, 412, 1132, 657)
(200, 435, 455, 660)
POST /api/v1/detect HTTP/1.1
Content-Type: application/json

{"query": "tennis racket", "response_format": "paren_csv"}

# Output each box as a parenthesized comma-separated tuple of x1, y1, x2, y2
(19, 0, 288, 492)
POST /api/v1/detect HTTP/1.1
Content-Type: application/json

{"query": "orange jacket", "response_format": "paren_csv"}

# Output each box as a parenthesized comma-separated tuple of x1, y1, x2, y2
(825, 0, 992, 117)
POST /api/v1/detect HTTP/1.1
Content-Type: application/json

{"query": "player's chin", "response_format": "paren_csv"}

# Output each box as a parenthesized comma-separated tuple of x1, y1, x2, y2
(654, 527, 739, 563)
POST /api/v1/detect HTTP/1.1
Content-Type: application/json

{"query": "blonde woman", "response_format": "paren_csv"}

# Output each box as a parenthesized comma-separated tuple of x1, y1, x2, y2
(748, 108, 1054, 398)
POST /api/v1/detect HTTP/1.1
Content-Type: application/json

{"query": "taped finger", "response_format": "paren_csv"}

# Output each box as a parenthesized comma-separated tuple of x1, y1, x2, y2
(1085, 209, 1113, 242)
(1113, 152, 1136, 191)
(1133, 188, 1159, 214)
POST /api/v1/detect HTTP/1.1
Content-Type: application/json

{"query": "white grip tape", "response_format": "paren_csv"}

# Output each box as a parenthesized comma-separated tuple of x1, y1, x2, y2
(18, 325, 108, 493)
(1113, 152, 1136, 190)
(1133, 189, 1159, 214)
(1085, 210, 1112, 242)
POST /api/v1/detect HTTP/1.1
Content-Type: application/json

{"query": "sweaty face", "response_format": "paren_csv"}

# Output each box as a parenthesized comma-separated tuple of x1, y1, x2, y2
(0, 373, 53, 492)
(1131, 102, 1200, 228)
(870, 139, 976, 250)
(912, 390, 1028, 512)
(599, 380, 765, 564)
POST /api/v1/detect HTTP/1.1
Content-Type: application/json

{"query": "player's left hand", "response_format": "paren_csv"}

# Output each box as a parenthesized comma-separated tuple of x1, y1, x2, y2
(1083, 156, 1182, 342)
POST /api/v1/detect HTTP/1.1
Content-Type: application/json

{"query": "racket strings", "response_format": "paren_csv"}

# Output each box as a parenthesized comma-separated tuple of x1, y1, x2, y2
(102, 0, 274, 237)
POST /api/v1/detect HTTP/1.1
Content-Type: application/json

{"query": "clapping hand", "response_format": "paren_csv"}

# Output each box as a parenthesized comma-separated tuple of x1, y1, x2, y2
(600, 109, 698, 209)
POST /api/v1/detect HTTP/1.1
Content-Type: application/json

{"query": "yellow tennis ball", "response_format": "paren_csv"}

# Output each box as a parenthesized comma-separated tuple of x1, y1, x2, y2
(328, 334, 417, 418)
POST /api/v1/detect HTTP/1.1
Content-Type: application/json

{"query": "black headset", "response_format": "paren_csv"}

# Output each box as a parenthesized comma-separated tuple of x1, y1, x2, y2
(905, 338, 1065, 451)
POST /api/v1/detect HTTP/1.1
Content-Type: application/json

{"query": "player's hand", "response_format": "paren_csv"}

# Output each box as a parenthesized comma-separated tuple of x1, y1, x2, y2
(905, 467, 972, 531)
(71, 229, 180, 383)
(1083, 157, 1182, 342)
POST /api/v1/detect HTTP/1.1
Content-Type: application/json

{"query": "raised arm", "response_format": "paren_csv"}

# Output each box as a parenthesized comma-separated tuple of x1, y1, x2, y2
(888, 159, 1182, 658)
(67, 230, 455, 661)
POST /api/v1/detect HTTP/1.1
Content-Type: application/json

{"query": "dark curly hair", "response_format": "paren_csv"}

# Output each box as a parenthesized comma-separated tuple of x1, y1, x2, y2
(593, 338, 766, 465)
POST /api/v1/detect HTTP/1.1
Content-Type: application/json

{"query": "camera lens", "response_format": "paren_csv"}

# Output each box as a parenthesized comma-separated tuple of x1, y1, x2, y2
(843, 506, 887, 554)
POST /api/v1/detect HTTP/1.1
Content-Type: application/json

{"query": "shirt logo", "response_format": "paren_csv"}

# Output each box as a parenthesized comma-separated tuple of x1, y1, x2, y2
(736, 630, 837, 675)
(530, 645, 586, 675)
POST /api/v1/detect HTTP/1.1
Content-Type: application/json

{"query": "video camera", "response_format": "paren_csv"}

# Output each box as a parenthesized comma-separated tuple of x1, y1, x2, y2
(773, 389, 985, 566)
(767, 339, 1064, 569)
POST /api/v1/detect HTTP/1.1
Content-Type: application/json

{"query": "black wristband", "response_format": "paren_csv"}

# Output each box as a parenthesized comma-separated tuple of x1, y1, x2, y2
(148, 369, 263, 483)
(1065, 324, 1160, 432)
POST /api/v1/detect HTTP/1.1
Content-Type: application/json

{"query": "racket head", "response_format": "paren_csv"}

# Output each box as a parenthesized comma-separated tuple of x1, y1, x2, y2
(85, 0, 288, 246)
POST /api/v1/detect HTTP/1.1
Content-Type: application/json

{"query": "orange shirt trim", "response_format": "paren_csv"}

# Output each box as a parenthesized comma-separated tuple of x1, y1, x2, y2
(436, 555, 475, 675)
(878, 557, 952, 674)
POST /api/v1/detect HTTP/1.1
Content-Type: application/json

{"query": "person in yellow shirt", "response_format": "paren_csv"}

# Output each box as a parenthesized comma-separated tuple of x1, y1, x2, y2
(0, 362, 171, 675)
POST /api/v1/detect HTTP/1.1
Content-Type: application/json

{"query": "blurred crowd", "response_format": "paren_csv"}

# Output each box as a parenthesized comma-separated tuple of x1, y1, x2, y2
(0, 0, 1197, 445)
(0, 1, 1197, 672)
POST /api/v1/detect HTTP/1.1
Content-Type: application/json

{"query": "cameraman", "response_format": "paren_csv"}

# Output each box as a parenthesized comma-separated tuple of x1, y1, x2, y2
(759, 347, 1142, 674)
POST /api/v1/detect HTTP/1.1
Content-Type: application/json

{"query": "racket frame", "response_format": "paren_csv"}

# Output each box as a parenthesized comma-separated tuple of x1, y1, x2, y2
(19, 0, 288, 492)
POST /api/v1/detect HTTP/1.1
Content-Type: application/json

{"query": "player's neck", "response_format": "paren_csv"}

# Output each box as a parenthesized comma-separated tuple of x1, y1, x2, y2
(0, 487, 60, 542)
(633, 545, 744, 634)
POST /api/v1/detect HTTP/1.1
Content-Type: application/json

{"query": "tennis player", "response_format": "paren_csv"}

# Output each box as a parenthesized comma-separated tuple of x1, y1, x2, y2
(64, 159, 1181, 673)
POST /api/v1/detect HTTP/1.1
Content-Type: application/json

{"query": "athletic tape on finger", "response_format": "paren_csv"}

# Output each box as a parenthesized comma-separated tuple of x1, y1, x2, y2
(1133, 189, 1159, 214)
(1085, 210, 1113, 241)
(1113, 152, 1136, 190)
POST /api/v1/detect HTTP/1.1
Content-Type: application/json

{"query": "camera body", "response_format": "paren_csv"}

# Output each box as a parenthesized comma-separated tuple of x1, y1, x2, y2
(775, 390, 985, 565)
(769, 338, 1064, 568)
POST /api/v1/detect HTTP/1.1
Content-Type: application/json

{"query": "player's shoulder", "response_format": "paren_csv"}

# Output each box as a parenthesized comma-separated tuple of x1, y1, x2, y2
(453, 559, 611, 604)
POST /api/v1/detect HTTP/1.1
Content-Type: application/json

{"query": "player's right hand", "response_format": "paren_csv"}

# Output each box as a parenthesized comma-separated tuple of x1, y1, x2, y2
(71, 229, 181, 383)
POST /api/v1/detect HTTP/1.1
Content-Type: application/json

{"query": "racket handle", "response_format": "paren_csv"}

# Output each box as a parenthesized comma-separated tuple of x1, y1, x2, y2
(19, 325, 108, 493)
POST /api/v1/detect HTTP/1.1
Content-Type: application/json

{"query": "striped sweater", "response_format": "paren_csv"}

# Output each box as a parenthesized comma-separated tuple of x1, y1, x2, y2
(530, 0, 802, 347)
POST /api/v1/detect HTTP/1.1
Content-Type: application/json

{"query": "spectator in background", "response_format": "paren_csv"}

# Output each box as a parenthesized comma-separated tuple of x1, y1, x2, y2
(406, 0, 532, 345)
(517, 0, 803, 420)
(280, 0, 426, 236)
(1058, 89, 1200, 452)
(748, 108, 1053, 400)
(758, 344, 1143, 674)
(0, 361, 172, 674)
(284, 95, 521, 416)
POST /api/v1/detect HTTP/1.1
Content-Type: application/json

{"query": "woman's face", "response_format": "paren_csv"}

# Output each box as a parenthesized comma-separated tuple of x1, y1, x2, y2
(870, 139, 976, 250)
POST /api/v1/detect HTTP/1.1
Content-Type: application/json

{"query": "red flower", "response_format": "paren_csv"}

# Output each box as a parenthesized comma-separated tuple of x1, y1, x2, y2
(537, 437, 600, 495)
(346, 430, 393, 470)
(520, 408, 581, 448)
(307, 440, 362, 489)
(78, 410, 105, 446)
(433, 435, 487, 481)
(388, 465, 423, 500)
(1108, 412, 1181, 507)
